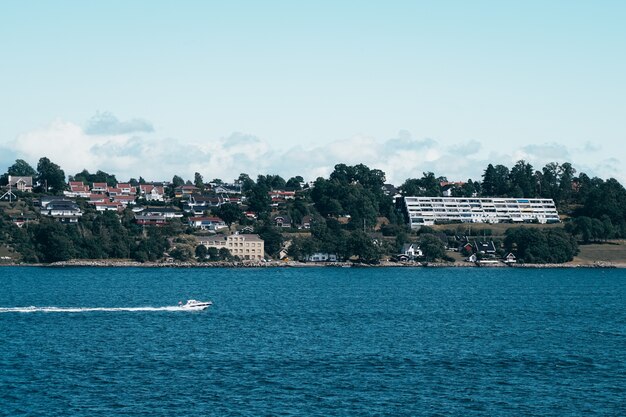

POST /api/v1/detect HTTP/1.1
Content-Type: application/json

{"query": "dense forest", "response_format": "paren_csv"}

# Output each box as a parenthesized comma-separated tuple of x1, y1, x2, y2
(2, 157, 626, 264)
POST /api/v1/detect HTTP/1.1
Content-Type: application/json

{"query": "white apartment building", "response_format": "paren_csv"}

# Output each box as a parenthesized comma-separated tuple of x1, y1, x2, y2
(404, 196, 560, 228)
(196, 233, 265, 260)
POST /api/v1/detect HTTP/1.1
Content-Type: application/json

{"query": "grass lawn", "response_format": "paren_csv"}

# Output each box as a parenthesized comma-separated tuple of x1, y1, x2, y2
(572, 241, 626, 265)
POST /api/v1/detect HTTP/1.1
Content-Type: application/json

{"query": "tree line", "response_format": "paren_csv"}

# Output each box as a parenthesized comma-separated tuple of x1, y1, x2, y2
(2, 157, 626, 264)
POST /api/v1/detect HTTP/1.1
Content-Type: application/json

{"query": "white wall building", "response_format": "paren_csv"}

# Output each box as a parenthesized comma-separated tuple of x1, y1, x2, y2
(404, 197, 560, 228)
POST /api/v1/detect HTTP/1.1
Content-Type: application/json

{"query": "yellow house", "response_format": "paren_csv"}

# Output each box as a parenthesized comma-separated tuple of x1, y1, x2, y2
(197, 233, 265, 260)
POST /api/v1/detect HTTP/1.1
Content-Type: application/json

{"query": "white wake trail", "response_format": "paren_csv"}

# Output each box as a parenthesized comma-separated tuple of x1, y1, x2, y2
(0, 306, 198, 313)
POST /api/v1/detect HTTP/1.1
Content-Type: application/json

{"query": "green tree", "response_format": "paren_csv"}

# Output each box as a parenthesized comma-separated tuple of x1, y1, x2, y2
(194, 172, 204, 190)
(509, 160, 535, 197)
(346, 230, 381, 264)
(207, 247, 219, 261)
(418, 234, 447, 261)
(36, 157, 66, 193)
(481, 164, 498, 196)
(504, 227, 577, 263)
(213, 203, 242, 227)
(218, 247, 232, 261)
(31, 219, 76, 262)
(171, 175, 185, 187)
(1, 159, 37, 185)
(285, 176, 304, 191)
(257, 225, 284, 258)
(195, 244, 208, 260)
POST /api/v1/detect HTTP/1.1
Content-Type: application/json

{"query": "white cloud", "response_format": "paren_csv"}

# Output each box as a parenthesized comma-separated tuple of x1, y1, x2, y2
(4, 118, 625, 187)
(85, 112, 154, 135)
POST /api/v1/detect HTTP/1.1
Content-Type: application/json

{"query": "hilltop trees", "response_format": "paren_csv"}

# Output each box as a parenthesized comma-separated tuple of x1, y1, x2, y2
(311, 163, 390, 230)
(0, 159, 37, 185)
(71, 169, 118, 186)
(36, 157, 66, 193)
(504, 228, 578, 263)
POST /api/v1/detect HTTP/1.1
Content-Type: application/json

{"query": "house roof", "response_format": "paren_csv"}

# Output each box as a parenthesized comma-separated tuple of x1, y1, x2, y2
(474, 240, 496, 253)
(189, 216, 224, 222)
(8, 176, 33, 186)
(142, 207, 180, 213)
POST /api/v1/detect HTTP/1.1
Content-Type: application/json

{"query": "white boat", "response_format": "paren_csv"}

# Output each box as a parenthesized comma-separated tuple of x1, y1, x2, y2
(179, 299, 213, 311)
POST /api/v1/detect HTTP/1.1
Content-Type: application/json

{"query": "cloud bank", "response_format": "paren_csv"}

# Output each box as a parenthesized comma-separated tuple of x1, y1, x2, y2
(3, 114, 624, 186)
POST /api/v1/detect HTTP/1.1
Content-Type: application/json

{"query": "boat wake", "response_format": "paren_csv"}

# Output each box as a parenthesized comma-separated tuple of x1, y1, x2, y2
(0, 306, 202, 313)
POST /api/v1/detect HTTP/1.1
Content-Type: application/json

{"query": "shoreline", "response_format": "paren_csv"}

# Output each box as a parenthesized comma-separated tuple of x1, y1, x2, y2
(1, 259, 624, 269)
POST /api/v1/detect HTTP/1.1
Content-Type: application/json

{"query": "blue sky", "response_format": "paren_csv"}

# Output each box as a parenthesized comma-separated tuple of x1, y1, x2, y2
(1, 1, 625, 184)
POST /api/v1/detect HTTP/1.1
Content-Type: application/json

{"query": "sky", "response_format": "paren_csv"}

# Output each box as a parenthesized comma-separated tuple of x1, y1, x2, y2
(1, 1, 625, 185)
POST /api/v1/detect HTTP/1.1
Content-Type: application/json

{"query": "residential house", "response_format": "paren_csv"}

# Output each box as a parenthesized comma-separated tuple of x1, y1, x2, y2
(299, 215, 313, 230)
(503, 253, 517, 264)
(40, 196, 68, 209)
(141, 207, 183, 218)
(94, 201, 124, 212)
(91, 182, 108, 194)
(188, 216, 227, 231)
(135, 214, 167, 226)
(269, 190, 295, 207)
(213, 183, 243, 194)
(116, 183, 135, 195)
(239, 225, 254, 234)
(64, 181, 91, 198)
(196, 233, 265, 260)
(112, 195, 136, 206)
(273, 214, 292, 228)
(474, 240, 497, 255)
(174, 185, 199, 198)
(107, 187, 122, 197)
(305, 253, 338, 262)
(43, 199, 82, 223)
(268, 190, 296, 200)
(382, 184, 399, 197)
(8, 176, 33, 192)
(184, 194, 224, 213)
(398, 243, 423, 261)
(89, 194, 107, 204)
(139, 184, 165, 202)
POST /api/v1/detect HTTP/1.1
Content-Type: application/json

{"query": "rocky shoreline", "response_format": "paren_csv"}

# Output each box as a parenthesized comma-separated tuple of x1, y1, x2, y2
(1, 259, 623, 268)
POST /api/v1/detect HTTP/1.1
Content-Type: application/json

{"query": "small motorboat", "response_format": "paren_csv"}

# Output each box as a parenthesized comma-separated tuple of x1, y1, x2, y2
(179, 299, 213, 311)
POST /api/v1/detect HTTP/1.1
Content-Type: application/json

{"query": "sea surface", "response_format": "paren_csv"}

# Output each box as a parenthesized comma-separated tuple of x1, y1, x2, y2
(1, 266, 625, 416)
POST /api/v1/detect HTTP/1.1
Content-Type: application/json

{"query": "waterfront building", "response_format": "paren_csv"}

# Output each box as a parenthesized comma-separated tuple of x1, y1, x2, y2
(404, 196, 560, 228)
(196, 233, 265, 260)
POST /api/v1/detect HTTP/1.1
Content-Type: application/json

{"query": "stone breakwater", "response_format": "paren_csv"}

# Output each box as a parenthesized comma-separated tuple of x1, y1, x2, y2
(2, 260, 623, 268)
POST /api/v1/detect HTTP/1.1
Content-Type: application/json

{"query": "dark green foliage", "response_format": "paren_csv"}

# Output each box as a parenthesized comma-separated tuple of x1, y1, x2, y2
(30, 219, 76, 262)
(207, 247, 219, 261)
(257, 225, 284, 258)
(400, 172, 440, 197)
(418, 234, 447, 261)
(346, 230, 381, 264)
(288, 236, 318, 260)
(1, 159, 37, 185)
(195, 245, 208, 260)
(36, 157, 66, 193)
(71, 169, 118, 186)
(218, 247, 232, 261)
(170, 246, 193, 261)
(504, 227, 578, 263)
(566, 216, 616, 243)
(285, 176, 303, 191)
(213, 203, 242, 227)
(311, 164, 389, 230)
(194, 172, 204, 190)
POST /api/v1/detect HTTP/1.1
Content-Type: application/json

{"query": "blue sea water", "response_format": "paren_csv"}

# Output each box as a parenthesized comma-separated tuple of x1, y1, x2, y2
(1, 267, 625, 416)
